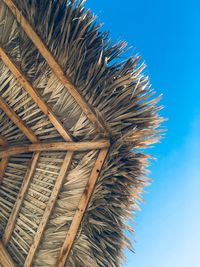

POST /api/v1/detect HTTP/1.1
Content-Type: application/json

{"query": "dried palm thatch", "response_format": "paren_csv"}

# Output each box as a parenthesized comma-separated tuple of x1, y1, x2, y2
(0, 0, 163, 266)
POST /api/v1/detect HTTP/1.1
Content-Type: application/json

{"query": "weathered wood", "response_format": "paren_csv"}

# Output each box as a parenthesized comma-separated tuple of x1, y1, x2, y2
(0, 140, 110, 158)
(56, 148, 108, 267)
(0, 241, 16, 267)
(0, 96, 38, 143)
(24, 152, 73, 267)
(0, 135, 7, 146)
(0, 136, 8, 183)
(2, 0, 109, 135)
(2, 153, 40, 245)
(0, 47, 72, 142)
(0, 157, 9, 183)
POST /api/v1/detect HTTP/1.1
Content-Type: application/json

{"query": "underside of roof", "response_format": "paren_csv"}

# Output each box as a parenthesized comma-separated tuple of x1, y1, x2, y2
(0, 0, 162, 266)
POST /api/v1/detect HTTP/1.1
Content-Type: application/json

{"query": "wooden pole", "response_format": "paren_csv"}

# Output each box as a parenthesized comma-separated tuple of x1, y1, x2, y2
(3, 153, 40, 245)
(24, 152, 73, 267)
(0, 96, 38, 143)
(0, 47, 72, 142)
(56, 148, 108, 267)
(0, 140, 110, 158)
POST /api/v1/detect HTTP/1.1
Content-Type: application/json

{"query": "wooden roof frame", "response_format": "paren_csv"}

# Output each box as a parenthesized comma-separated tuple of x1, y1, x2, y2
(0, 146, 109, 266)
(0, 1, 111, 266)
(57, 148, 108, 267)
(0, 47, 72, 142)
(2, 0, 110, 136)
(2, 153, 40, 246)
(0, 140, 110, 158)
(24, 152, 73, 267)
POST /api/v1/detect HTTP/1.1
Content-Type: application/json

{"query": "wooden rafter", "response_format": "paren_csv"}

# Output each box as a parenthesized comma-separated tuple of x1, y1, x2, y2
(2, 153, 40, 245)
(0, 47, 72, 142)
(0, 96, 38, 143)
(0, 140, 110, 158)
(0, 241, 16, 267)
(0, 135, 7, 146)
(24, 152, 73, 267)
(57, 148, 108, 267)
(2, 0, 109, 136)
(0, 136, 8, 183)
(0, 157, 9, 182)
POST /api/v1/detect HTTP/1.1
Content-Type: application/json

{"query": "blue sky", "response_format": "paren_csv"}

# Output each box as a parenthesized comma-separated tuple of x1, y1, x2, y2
(85, 1, 200, 266)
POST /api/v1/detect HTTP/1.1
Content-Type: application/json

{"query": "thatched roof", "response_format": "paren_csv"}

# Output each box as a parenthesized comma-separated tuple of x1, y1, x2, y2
(0, 0, 162, 266)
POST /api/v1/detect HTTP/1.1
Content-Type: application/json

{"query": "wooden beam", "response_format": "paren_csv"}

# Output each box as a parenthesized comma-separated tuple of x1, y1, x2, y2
(0, 47, 72, 142)
(56, 148, 108, 267)
(0, 96, 38, 143)
(0, 157, 9, 183)
(2, 0, 109, 135)
(0, 140, 110, 158)
(0, 136, 8, 183)
(0, 241, 16, 267)
(0, 135, 7, 146)
(2, 153, 40, 245)
(24, 152, 73, 267)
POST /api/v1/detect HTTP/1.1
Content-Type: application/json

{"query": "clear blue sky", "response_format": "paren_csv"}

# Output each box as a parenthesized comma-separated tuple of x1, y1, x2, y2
(85, 1, 200, 266)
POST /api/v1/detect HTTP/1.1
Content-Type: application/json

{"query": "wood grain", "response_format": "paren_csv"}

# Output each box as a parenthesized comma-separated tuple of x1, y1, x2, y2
(56, 148, 108, 267)
(0, 140, 110, 158)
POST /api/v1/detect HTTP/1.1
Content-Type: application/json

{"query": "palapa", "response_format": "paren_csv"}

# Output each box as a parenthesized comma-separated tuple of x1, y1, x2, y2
(0, 0, 163, 266)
